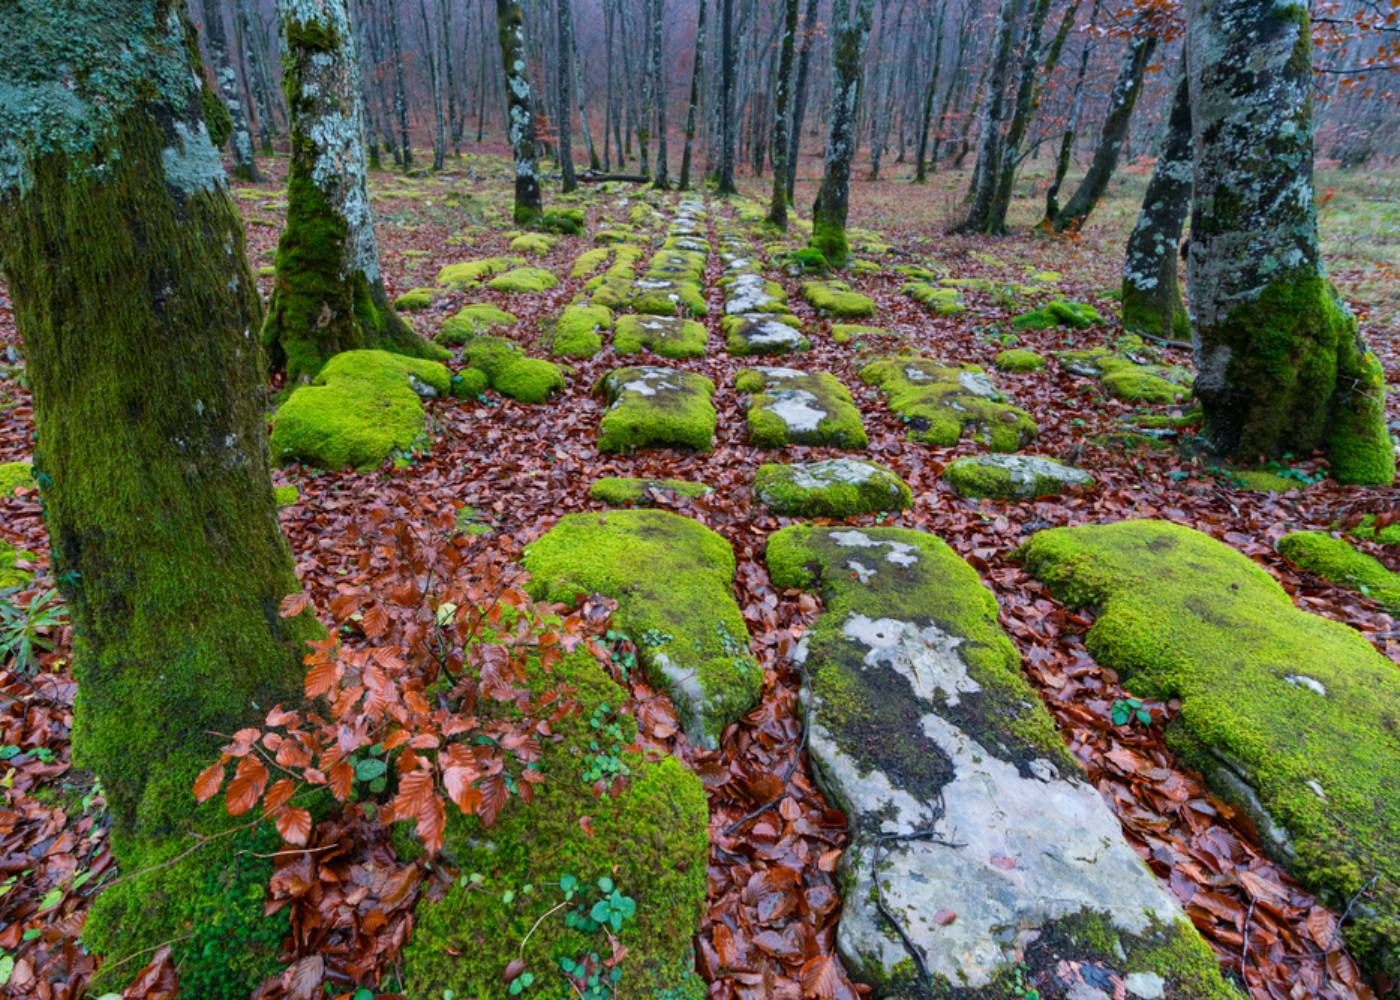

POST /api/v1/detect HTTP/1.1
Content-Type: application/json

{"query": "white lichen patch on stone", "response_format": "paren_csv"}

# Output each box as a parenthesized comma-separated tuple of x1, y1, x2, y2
(956, 371, 1000, 398)
(767, 390, 827, 431)
(842, 614, 979, 706)
(787, 458, 882, 489)
(830, 529, 920, 567)
(725, 274, 786, 314)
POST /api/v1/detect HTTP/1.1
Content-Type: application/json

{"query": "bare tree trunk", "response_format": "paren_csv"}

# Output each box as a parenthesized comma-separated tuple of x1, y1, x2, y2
(572, 19, 601, 169)
(477, 0, 490, 141)
(388, 2, 413, 169)
(604, 0, 617, 168)
(442, 0, 465, 152)
(766, 0, 799, 224)
(498, 0, 544, 222)
(652, 0, 671, 187)
(679, 0, 708, 189)
(1041, 0, 1099, 223)
(419, 0, 447, 170)
(557, 0, 579, 189)
(718, 0, 738, 192)
(913, 1, 948, 183)
(785, 0, 821, 201)
(201, 0, 259, 180)
(959, 0, 1025, 232)
(810, 0, 877, 266)
(1051, 27, 1157, 232)
(236, 0, 277, 154)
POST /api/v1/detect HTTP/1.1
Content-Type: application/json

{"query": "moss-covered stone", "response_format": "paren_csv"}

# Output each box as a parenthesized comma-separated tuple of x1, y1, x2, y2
(487, 266, 558, 293)
(1278, 531, 1400, 612)
(0, 460, 35, 496)
(901, 281, 965, 316)
(754, 459, 909, 517)
(1055, 346, 1191, 404)
(270, 349, 450, 469)
(723, 273, 790, 314)
(400, 651, 707, 999)
(590, 477, 712, 506)
(860, 356, 1038, 451)
(722, 313, 810, 356)
(596, 366, 716, 453)
(0, 539, 37, 591)
(587, 244, 645, 310)
(508, 231, 559, 255)
(552, 304, 613, 357)
(734, 367, 866, 448)
(273, 484, 299, 507)
(462, 335, 566, 403)
(1019, 520, 1400, 977)
(524, 510, 762, 745)
(801, 280, 876, 318)
(435, 302, 518, 345)
(1345, 514, 1400, 546)
(569, 246, 611, 278)
(435, 255, 525, 289)
(614, 314, 708, 359)
(943, 454, 1093, 500)
(994, 348, 1045, 372)
(540, 206, 586, 235)
(1011, 299, 1102, 329)
(831, 324, 891, 345)
(392, 286, 442, 311)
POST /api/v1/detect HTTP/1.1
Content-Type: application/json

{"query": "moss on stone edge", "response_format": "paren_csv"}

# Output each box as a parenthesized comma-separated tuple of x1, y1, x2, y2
(0, 461, 35, 496)
(901, 281, 965, 316)
(570, 246, 611, 278)
(463, 335, 566, 403)
(1345, 515, 1400, 546)
(831, 324, 890, 345)
(269, 349, 450, 470)
(614, 315, 709, 359)
(942, 454, 1093, 500)
(860, 356, 1037, 452)
(508, 231, 558, 256)
(1054, 347, 1190, 404)
(994, 348, 1045, 372)
(523, 510, 762, 746)
(0, 540, 37, 591)
(392, 287, 442, 311)
(800, 280, 876, 319)
(722, 314, 811, 356)
(436, 302, 518, 345)
(1011, 299, 1102, 330)
(734, 367, 867, 449)
(435, 256, 526, 289)
(552, 304, 613, 358)
(1018, 519, 1400, 978)
(754, 460, 910, 517)
(487, 266, 559, 293)
(590, 477, 712, 506)
(597, 367, 717, 453)
(400, 651, 707, 999)
(1278, 531, 1400, 613)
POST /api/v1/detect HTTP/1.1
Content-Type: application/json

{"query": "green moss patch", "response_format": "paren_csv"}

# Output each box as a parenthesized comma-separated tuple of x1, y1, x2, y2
(722, 313, 810, 356)
(552, 304, 613, 358)
(392, 287, 443, 311)
(831, 324, 891, 345)
(436, 302, 518, 345)
(942, 454, 1094, 500)
(614, 314, 708, 359)
(1345, 514, 1400, 546)
(435, 256, 525, 289)
(269, 349, 450, 470)
(0, 539, 37, 591)
(570, 246, 611, 278)
(586, 245, 645, 310)
(590, 477, 712, 506)
(1279, 531, 1400, 612)
(753, 459, 909, 517)
(901, 281, 965, 316)
(800, 280, 876, 319)
(463, 335, 566, 403)
(1055, 346, 1191, 404)
(540, 207, 586, 235)
(1019, 519, 1400, 978)
(487, 266, 559, 293)
(509, 231, 559, 256)
(734, 367, 866, 448)
(723, 273, 790, 314)
(597, 366, 716, 453)
(1011, 299, 1102, 329)
(994, 348, 1046, 372)
(400, 651, 707, 999)
(524, 510, 762, 745)
(0, 461, 35, 496)
(860, 355, 1038, 451)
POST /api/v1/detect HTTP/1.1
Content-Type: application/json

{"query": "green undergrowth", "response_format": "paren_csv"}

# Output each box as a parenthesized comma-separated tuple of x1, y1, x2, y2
(0, 461, 35, 496)
(1345, 515, 1400, 545)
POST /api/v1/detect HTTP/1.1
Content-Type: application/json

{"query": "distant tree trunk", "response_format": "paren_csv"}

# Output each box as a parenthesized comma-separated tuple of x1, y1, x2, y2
(679, 0, 708, 189)
(1186, 0, 1392, 483)
(201, 0, 259, 180)
(652, 0, 671, 187)
(960, 0, 1025, 232)
(604, 0, 618, 168)
(477, 0, 491, 141)
(263, 0, 441, 384)
(557, 0, 579, 190)
(1122, 64, 1191, 344)
(766, 0, 799, 225)
(913, 1, 948, 183)
(388, 3, 413, 169)
(931, 3, 976, 167)
(718, 0, 738, 192)
(0, 3, 322, 992)
(1051, 29, 1157, 232)
(810, 0, 877, 267)
(419, 0, 447, 170)
(497, 0, 545, 223)
(236, 0, 277, 154)
(442, 0, 464, 152)
(1041, 0, 1099, 224)
(785, 0, 821, 201)
(572, 21, 601, 169)
(636, 0, 654, 176)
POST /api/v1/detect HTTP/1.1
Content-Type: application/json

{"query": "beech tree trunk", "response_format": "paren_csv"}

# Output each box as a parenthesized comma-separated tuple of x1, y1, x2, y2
(679, 0, 708, 189)
(766, 0, 798, 225)
(1051, 28, 1157, 232)
(913, 1, 947, 183)
(388, 2, 413, 169)
(236, 0, 277, 154)
(419, 0, 447, 171)
(652, 0, 671, 187)
(637, 0, 654, 176)
(1122, 64, 1191, 344)
(1186, 0, 1393, 484)
(1041, 0, 1099, 224)
(960, 0, 1024, 232)
(718, 0, 738, 192)
(785, 0, 821, 200)
(497, 0, 545, 223)
(557, 0, 578, 190)
(572, 19, 601, 170)
(810, 0, 877, 267)
(201, 0, 259, 180)
(0, 2, 321, 992)
(262, 0, 441, 384)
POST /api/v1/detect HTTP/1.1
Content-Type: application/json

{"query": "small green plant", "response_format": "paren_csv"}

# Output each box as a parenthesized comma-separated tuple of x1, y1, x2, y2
(713, 620, 746, 657)
(1111, 697, 1153, 727)
(582, 703, 632, 785)
(0, 588, 66, 673)
(604, 629, 637, 682)
(1007, 960, 1039, 999)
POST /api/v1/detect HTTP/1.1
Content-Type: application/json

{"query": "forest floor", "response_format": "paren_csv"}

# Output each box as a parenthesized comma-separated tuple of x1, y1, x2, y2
(0, 145, 1396, 1000)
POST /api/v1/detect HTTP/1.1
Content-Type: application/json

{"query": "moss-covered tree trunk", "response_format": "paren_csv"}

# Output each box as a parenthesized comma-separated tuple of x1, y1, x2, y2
(810, 0, 876, 267)
(717, 0, 738, 193)
(498, 0, 545, 224)
(1051, 28, 1157, 233)
(201, 0, 259, 181)
(766, 0, 799, 225)
(0, 2, 324, 992)
(1122, 64, 1191, 343)
(679, 0, 708, 190)
(262, 0, 441, 385)
(1186, 0, 1394, 484)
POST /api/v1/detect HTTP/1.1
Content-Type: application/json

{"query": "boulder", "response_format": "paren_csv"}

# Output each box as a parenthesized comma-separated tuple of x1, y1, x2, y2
(801, 280, 876, 319)
(590, 477, 712, 506)
(734, 367, 866, 448)
(942, 454, 1093, 500)
(722, 314, 810, 356)
(754, 459, 909, 517)
(597, 366, 716, 453)
(614, 314, 708, 359)
(860, 356, 1037, 452)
